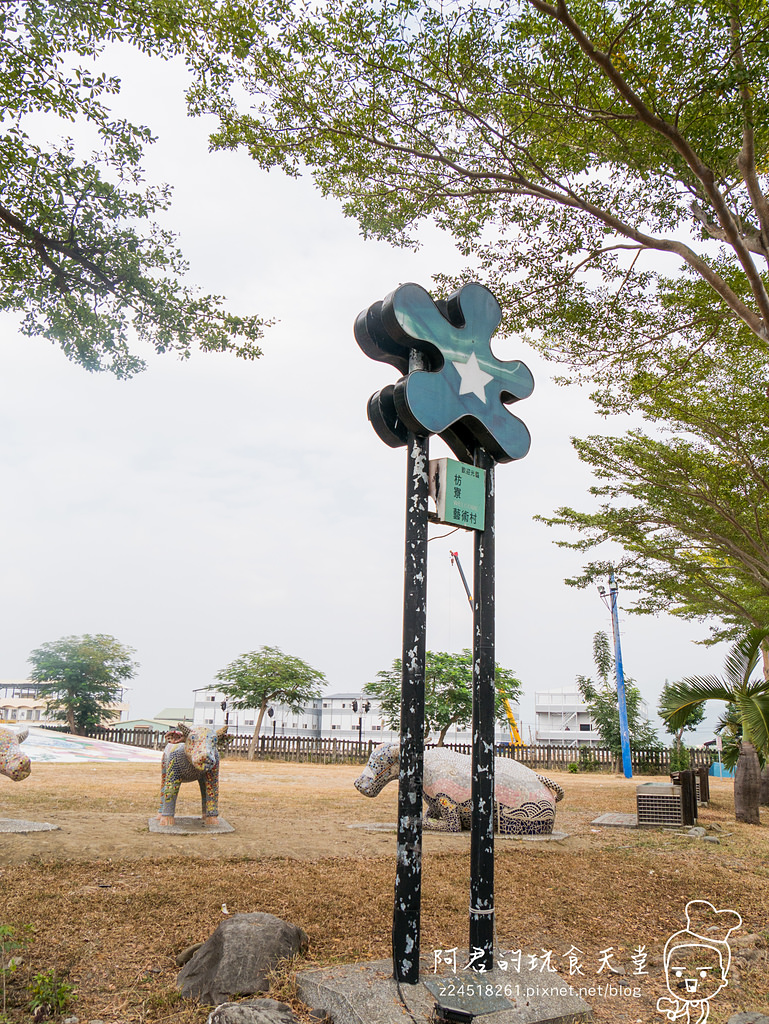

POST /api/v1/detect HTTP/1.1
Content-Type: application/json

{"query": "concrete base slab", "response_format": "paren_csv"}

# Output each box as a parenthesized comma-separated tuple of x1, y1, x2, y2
(148, 816, 234, 834)
(590, 813, 638, 828)
(296, 958, 592, 1024)
(347, 823, 396, 832)
(0, 818, 59, 833)
(497, 831, 569, 842)
(347, 824, 570, 842)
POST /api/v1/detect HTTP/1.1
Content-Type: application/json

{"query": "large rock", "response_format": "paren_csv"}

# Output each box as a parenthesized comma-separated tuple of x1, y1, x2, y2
(178, 913, 309, 1005)
(728, 1015, 769, 1024)
(207, 999, 300, 1024)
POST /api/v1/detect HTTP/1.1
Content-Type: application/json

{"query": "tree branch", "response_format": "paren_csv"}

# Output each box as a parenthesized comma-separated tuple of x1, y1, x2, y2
(730, 14, 769, 265)
(524, 0, 769, 334)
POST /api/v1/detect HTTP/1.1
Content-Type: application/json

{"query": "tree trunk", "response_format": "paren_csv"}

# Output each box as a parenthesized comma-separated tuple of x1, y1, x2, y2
(66, 707, 80, 736)
(761, 763, 769, 807)
(734, 739, 762, 824)
(247, 701, 268, 761)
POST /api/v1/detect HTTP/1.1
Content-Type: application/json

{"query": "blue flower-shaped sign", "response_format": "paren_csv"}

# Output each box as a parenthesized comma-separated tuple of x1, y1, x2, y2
(355, 282, 533, 464)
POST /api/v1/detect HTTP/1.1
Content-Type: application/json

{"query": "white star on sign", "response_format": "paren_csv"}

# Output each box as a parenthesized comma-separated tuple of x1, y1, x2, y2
(452, 351, 494, 403)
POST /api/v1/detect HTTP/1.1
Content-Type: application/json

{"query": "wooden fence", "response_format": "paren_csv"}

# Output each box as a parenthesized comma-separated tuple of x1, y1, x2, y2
(83, 726, 715, 772)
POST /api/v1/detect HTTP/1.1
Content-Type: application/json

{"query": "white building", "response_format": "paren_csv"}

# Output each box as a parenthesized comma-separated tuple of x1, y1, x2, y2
(320, 693, 398, 743)
(320, 693, 524, 746)
(192, 686, 322, 737)
(192, 685, 522, 745)
(534, 689, 601, 746)
(0, 680, 129, 727)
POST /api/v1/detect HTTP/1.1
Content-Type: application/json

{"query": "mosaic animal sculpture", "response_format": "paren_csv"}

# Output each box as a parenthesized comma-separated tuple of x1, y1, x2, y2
(0, 726, 31, 782)
(355, 743, 564, 835)
(156, 723, 228, 827)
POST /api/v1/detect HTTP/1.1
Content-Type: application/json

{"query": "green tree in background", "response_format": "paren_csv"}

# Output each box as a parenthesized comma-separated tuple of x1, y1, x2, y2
(0, 1, 265, 376)
(364, 649, 523, 746)
(577, 632, 659, 755)
(658, 681, 706, 753)
(661, 626, 769, 823)
(28, 634, 137, 734)
(538, 344, 769, 641)
(189, 0, 769, 402)
(216, 645, 326, 759)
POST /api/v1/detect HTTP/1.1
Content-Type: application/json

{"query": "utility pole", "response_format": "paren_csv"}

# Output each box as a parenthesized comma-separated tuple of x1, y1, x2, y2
(599, 572, 632, 779)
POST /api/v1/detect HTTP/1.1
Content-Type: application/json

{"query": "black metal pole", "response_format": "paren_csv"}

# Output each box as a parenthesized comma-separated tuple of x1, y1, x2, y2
(392, 351, 429, 983)
(392, 429, 429, 984)
(470, 447, 495, 969)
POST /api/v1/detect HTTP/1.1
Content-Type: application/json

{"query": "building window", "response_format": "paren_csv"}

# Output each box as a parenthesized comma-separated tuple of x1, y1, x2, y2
(579, 723, 591, 732)
(205, 718, 214, 724)
(331, 724, 339, 730)
(372, 725, 382, 731)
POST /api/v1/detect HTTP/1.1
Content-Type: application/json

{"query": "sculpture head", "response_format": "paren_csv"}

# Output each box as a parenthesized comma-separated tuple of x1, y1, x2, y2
(0, 726, 31, 782)
(354, 742, 400, 797)
(165, 723, 226, 772)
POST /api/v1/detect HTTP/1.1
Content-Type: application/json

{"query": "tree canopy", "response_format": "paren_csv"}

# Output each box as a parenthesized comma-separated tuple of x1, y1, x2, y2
(364, 649, 523, 745)
(28, 633, 137, 734)
(660, 626, 769, 821)
(538, 343, 769, 639)
(0, 0, 265, 377)
(577, 631, 659, 753)
(215, 645, 326, 758)
(658, 681, 706, 749)
(190, 0, 769, 403)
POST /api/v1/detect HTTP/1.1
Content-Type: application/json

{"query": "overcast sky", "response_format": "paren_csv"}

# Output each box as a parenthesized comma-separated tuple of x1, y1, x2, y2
(0, 47, 728, 741)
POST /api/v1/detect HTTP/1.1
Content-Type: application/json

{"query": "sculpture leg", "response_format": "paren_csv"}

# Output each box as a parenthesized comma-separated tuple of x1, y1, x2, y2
(200, 772, 219, 825)
(157, 769, 181, 827)
(423, 795, 462, 833)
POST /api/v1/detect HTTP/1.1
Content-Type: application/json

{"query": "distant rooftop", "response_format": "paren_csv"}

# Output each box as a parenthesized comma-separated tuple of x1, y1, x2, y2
(154, 708, 194, 721)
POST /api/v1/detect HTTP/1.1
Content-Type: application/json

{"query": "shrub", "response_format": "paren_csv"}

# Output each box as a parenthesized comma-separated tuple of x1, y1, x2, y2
(669, 744, 692, 773)
(27, 969, 75, 1017)
(578, 747, 600, 772)
(1, 924, 31, 1020)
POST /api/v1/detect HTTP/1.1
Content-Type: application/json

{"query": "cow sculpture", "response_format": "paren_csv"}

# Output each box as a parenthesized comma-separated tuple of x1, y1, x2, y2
(0, 726, 31, 782)
(156, 723, 228, 827)
(355, 743, 564, 834)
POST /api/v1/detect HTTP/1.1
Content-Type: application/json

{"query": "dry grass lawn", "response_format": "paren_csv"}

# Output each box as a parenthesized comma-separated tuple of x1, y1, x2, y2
(1, 759, 767, 1024)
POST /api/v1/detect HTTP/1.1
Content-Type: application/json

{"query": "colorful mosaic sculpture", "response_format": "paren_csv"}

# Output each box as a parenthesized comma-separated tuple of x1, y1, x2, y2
(355, 743, 564, 834)
(0, 726, 31, 782)
(156, 723, 228, 827)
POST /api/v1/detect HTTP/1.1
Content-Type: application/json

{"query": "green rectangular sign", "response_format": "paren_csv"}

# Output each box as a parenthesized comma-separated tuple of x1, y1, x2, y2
(429, 457, 486, 531)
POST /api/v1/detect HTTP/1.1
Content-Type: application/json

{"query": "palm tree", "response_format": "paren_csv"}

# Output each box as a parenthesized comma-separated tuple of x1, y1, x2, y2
(660, 627, 769, 824)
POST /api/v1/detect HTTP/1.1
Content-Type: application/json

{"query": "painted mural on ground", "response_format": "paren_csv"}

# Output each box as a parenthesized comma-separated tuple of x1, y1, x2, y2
(7, 727, 161, 763)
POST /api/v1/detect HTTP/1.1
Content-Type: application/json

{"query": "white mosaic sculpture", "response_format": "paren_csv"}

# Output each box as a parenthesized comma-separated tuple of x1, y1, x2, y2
(355, 742, 564, 834)
(0, 726, 31, 782)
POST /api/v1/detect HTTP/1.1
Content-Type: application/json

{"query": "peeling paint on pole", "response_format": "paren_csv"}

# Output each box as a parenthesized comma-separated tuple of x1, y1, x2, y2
(470, 447, 496, 969)
(393, 373, 429, 983)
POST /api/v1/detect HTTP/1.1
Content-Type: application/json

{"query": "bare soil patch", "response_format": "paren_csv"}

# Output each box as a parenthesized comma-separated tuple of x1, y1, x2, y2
(1, 761, 767, 1024)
